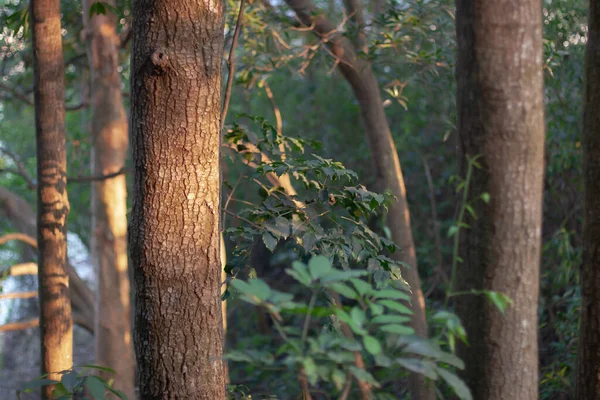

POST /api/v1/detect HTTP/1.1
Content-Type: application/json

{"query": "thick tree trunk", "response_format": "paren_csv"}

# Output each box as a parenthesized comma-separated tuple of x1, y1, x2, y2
(82, 1, 135, 396)
(129, 0, 226, 395)
(576, 0, 600, 397)
(454, 0, 544, 398)
(30, 0, 73, 394)
(282, 1, 432, 398)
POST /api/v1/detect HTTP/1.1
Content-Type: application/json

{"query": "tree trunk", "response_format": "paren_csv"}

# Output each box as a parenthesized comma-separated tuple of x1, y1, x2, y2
(282, 1, 432, 398)
(576, 0, 600, 397)
(129, 0, 226, 395)
(454, 0, 544, 398)
(82, 1, 135, 396)
(30, 0, 73, 394)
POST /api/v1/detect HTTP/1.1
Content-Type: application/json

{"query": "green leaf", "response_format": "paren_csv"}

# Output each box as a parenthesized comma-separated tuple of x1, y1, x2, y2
(371, 315, 411, 324)
(51, 383, 69, 397)
(480, 193, 490, 204)
(262, 231, 278, 252)
(303, 357, 318, 386)
(231, 279, 271, 302)
(378, 300, 413, 315)
(372, 289, 410, 301)
(287, 262, 312, 285)
(267, 216, 291, 239)
(308, 255, 332, 279)
(395, 358, 438, 380)
(60, 371, 79, 391)
(18, 378, 60, 394)
(484, 291, 513, 315)
(349, 366, 380, 387)
(320, 269, 368, 283)
(363, 335, 382, 355)
(447, 225, 459, 237)
(79, 365, 116, 374)
(350, 307, 366, 327)
(248, 279, 272, 301)
(437, 368, 473, 400)
(85, 376, 106, 400)
(107, 387, 128, 400)
(329, 282, 357, 299)
(350, 278, 372, 297)
(465, 204, 477, 219)
(380, 324, 414, 335)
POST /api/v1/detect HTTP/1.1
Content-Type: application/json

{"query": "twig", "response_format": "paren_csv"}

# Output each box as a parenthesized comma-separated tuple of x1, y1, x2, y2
(223, 208, 259, 228)
(263, 79, 283, 137)
(6, 263, 38, 276)
(0, 82, 88, 111)
(68, 167, 128, 183)
(0, 233, 37, 248)
(338, 373, 353, 400)
(221, 0, 247, 131)
(299, 369, 313, 400)
(0, 147, 36, 189)
(0, 319, 39, 332)
(120, 26, 132, 48)
(329, 291, 372, 399)
(0, 291, 38, 300)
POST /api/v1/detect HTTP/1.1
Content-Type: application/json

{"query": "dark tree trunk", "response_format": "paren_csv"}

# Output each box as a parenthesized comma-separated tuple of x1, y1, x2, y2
(30, 0, 73, 395)
(129, 0, 226, 395)
(576, 0, 600, 397)
(81, 0, 135, 396)
(454, 0, 545, 399)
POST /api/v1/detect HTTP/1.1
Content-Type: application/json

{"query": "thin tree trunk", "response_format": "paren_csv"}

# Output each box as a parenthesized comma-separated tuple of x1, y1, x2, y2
(454, 0, 544, 398)
(30, 0, 73, 394)
(129, 0, 226, 395)
(576, 0, 600, 397)
(282, 1, 432, 398)
(81, 0, 135, 396)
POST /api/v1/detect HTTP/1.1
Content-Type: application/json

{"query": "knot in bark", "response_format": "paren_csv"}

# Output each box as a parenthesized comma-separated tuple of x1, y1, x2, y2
(150, 50, 170, 73)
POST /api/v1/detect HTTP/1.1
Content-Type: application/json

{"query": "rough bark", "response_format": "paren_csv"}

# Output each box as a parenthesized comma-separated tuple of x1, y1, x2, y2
(30, 0, 73, 393)
(282, 1, 432, 398)
(129, 0, 226, 395)
(576, 0, 600, 397)
(0, 187, 95, 333)
(81, 0, 135, 396)
(454, 0, 545, 398)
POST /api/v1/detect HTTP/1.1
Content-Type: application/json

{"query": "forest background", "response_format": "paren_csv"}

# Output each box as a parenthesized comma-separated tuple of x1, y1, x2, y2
(0, 0, 588, 398)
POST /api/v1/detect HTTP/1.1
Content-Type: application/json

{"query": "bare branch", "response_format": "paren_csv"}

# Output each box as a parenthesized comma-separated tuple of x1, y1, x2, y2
(0, 319, 39, 332)
(6, 262, 38, 276)
(0, 233, 37, 248)
(0, 147, 36, 189)
(0, 291, 38, 300)
(68, 167, 129, 183)
(221, 0, 247, 131)
(0, 312, 93, 333)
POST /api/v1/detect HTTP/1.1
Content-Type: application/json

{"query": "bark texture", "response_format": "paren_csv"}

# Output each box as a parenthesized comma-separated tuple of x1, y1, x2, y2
(282, 1, 431, 398)
(30, 0, 73, 394)
(454, 0, 545, 398)
(576, 0, 600, 397)
(129, 0, 226, 395)
(82, 1, 135, 396)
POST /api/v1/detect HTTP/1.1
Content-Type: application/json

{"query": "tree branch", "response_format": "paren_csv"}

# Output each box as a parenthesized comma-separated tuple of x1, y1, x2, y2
(0, 291, 38, 300)
(221, 0, 247, 131)
(0, 147, 37, 189)
(5, 262, 38, 276)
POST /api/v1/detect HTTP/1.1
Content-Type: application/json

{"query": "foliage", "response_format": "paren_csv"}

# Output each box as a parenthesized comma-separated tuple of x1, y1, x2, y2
(17, 365, 126, 400)
(229, 256, 471, 399)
